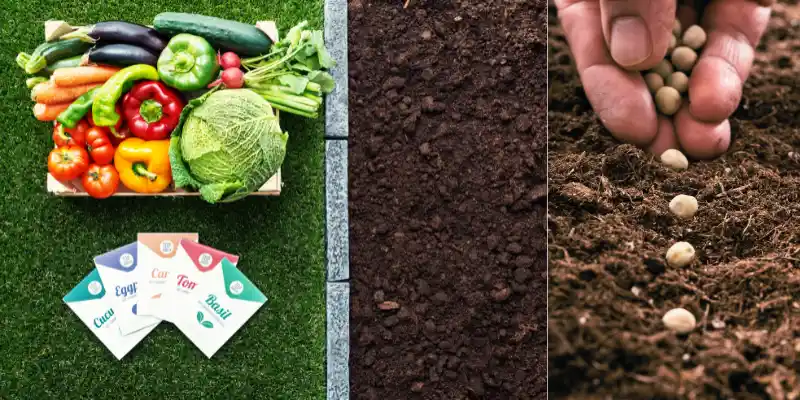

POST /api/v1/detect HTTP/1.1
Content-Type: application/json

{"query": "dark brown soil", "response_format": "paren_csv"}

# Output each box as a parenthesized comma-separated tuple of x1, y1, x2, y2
(549, 3, 800, 399)
(348, 0, 548, 398)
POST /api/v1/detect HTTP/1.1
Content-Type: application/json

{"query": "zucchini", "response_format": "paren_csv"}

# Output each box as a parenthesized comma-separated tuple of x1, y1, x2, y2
(45, 55, 84, 73)
(153, 12, 272, 56)
(22, 39, 91, 74)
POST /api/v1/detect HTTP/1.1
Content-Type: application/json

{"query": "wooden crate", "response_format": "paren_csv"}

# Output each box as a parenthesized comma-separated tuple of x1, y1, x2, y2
(47, 170, 281, 197)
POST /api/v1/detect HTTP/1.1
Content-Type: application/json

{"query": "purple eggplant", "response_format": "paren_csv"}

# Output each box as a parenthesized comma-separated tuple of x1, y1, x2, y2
(86, 44, 158, 67)
(62, 21, 167, 53)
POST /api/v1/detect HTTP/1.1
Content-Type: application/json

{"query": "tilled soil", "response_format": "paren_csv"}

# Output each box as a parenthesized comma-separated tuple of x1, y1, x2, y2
(549, 4, 800, 399)
(348, 0, 547, 398)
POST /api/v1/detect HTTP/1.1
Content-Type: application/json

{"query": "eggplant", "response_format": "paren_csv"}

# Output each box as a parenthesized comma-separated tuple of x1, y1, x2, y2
(61, 21, 167, 53)
(87, 44, 158, 67)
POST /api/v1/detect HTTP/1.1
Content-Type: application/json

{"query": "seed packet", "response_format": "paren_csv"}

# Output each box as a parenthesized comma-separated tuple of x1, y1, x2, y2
(134, 233, 199, 317)
(63, 268, 156, 360)
(151, 239, 239, 322)
(171, 257, 267, 358)
(94, 242, 160, 336)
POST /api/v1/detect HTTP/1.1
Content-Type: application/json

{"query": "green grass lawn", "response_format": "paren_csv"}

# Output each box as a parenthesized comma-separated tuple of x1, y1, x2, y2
(0, 1, 325, 399)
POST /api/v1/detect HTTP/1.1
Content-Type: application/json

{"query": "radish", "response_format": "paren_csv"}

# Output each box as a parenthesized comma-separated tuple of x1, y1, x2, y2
(221, 68, 244, 88)
(220, 52, 241, 69)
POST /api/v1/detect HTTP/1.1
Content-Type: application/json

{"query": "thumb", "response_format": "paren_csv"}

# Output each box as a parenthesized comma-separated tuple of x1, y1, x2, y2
(601, 0, 676, 70)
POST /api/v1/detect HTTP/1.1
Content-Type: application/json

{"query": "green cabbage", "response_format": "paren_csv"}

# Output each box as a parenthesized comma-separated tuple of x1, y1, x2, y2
(170, 89, 288, 203)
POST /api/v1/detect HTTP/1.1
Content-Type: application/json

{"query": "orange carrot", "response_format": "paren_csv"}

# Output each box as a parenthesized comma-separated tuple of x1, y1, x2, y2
(31, 82, 100, 105)
(33, 103, 70, 121)
(52, 66, 120, 87)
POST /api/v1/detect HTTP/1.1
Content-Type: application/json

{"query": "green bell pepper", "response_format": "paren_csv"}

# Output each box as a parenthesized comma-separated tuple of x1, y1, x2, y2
(92, 64, 159, 130)
(157, 34, 219, 91)
(57, 88, 97, 128)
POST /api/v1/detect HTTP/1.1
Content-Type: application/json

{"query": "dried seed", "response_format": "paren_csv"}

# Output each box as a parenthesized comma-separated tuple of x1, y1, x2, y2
(666, 71, 689, 93)
(655, 86, 682, 115)
(672, 46, 698, 72)
(666, 241, 695, 268)
(669, 194, 698, 219)
(652, 59, 674, 80)
(668, 35, 678, 52)
(662, 307, 696, 334)
(672, 19, 682, 37)
(682, 25, 707, 50)
(660, 149, 689, 170)
(645, 72, 665, 94)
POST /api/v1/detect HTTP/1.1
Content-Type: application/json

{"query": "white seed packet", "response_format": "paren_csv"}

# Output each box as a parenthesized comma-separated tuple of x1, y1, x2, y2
(95, 242, 160, 336)
(152, 239, 239, 323)
(171, 257, 267, 358)
(134, 233, 199, 317)
(63, 268, 156, 360)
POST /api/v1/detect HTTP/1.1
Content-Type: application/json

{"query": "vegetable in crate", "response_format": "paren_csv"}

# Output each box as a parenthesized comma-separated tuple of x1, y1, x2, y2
(158, 34, 219, 91)
(85, 44, 158, 67)
(60, 21, 167, 53)
(82, 164, 120, 199)
(170, 89, 287, 203)
(92, 64, 159, 133)
(32, 81, 99, 105)
(153, 13, 272, 56)
(57, 88, 97, 128)
(52, 66, 120, 87)
(34, 103, 71, 121)
(45, 55, 83, 74)
(122, 81, 184, 140)
(48, 145, 89, 182)
(53, 120, 89, 147)
(114, 138, 171, 193)
(88, 104, 123, 134)
(86, 127, 115, 165)
(17, 39, 91, 74)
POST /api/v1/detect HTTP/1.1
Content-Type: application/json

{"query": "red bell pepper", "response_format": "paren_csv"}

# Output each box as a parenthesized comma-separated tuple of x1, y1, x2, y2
(121, 81, 184, 140)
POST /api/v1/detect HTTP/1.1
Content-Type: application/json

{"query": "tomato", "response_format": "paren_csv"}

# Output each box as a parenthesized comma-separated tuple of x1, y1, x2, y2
(82, 164, 120, 199)
(48, 146, 90, 182)
(52, 121, 89, 148)
(88, 104, 124, 134)
(85, 127, 115, 165)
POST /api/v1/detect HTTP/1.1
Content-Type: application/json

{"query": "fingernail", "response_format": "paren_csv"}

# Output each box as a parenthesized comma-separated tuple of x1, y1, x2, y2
(610, 16, 652, 68)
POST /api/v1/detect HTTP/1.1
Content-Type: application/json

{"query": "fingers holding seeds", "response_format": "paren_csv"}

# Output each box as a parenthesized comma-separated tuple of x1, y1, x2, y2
(599, 0, 677, 70)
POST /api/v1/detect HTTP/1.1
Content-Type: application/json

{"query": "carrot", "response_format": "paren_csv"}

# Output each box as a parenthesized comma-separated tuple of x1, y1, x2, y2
(33, 103, 70, 121)
(31, 81, 100, 105)
(52, 66, 120, 87)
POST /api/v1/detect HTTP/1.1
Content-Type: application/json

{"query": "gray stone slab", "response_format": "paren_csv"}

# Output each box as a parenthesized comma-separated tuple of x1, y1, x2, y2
(324, 0, 348, 139)
(325, 140, 349, 281)
(327, 282, 350, 400)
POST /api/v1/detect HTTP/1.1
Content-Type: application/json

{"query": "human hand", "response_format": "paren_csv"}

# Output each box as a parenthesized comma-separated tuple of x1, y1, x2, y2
(554, 0, 772, 159)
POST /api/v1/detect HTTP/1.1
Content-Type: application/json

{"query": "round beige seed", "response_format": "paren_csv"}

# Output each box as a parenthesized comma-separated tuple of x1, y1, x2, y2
(666, 71, 689, 93)
(645, 73, 664, 93)
(682, 25, 707, 50)
(666, 241, 695, 268)
(672, 46, 698, 72)
(672, 19, 682, 37)
(652, 59, 674, 80)
(662, 308, 696, 334)
(655, 86, 682, 115)
(660, 149, 689, 170)
(669, 194, 698, 219)
(668, 35, 678, 52)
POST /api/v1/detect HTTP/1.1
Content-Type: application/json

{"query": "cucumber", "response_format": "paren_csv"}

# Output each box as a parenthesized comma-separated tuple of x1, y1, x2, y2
(153, 12, 272, 56)
(23, 39, 91, 74)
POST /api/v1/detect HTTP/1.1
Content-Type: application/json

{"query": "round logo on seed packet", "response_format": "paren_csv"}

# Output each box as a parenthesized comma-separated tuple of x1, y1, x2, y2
(119, 253, 134, 268)
(87, 280, 103, 295)
(229, 280, 244, 295)
(199, 253, 213, 267)
(160, 240, 174, 254)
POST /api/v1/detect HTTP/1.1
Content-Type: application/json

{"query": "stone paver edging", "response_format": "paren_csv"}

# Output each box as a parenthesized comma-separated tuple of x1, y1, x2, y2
(324, 0, 350, 398)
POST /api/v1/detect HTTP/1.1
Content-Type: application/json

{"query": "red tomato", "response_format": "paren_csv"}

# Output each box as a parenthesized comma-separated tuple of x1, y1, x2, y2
(82, 164, 120, 199)
(88, 104, 123, 133)
(85, 127, 115, 165)
(52, 121, 89, 148)
(48, 146, 90, 182)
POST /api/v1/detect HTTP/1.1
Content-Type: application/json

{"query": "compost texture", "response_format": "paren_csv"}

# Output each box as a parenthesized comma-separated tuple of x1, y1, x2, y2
(549, 3, 800, 399)
(349, 0, 547, 398)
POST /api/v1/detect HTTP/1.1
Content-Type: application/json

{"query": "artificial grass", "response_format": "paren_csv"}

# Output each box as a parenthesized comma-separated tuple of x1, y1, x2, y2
(0, 1, 325, 399)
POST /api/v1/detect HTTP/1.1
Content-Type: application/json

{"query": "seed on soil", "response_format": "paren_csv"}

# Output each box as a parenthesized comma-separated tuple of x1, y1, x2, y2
(655, 86, 682, 115)
(645, 73, 664, 93)
(660, 149, 689, 170)
(672, 19, 682, 37)
(671, 46, 698, 72)
(378, 301, 401, 310)
(652, 59, 674, 80)
(682, 25, 707, 50)
(669, 194, 698, 219)
(666, 241, 695, 267)
(666, 71, 689, 93)
(662, 307, 696, 334)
